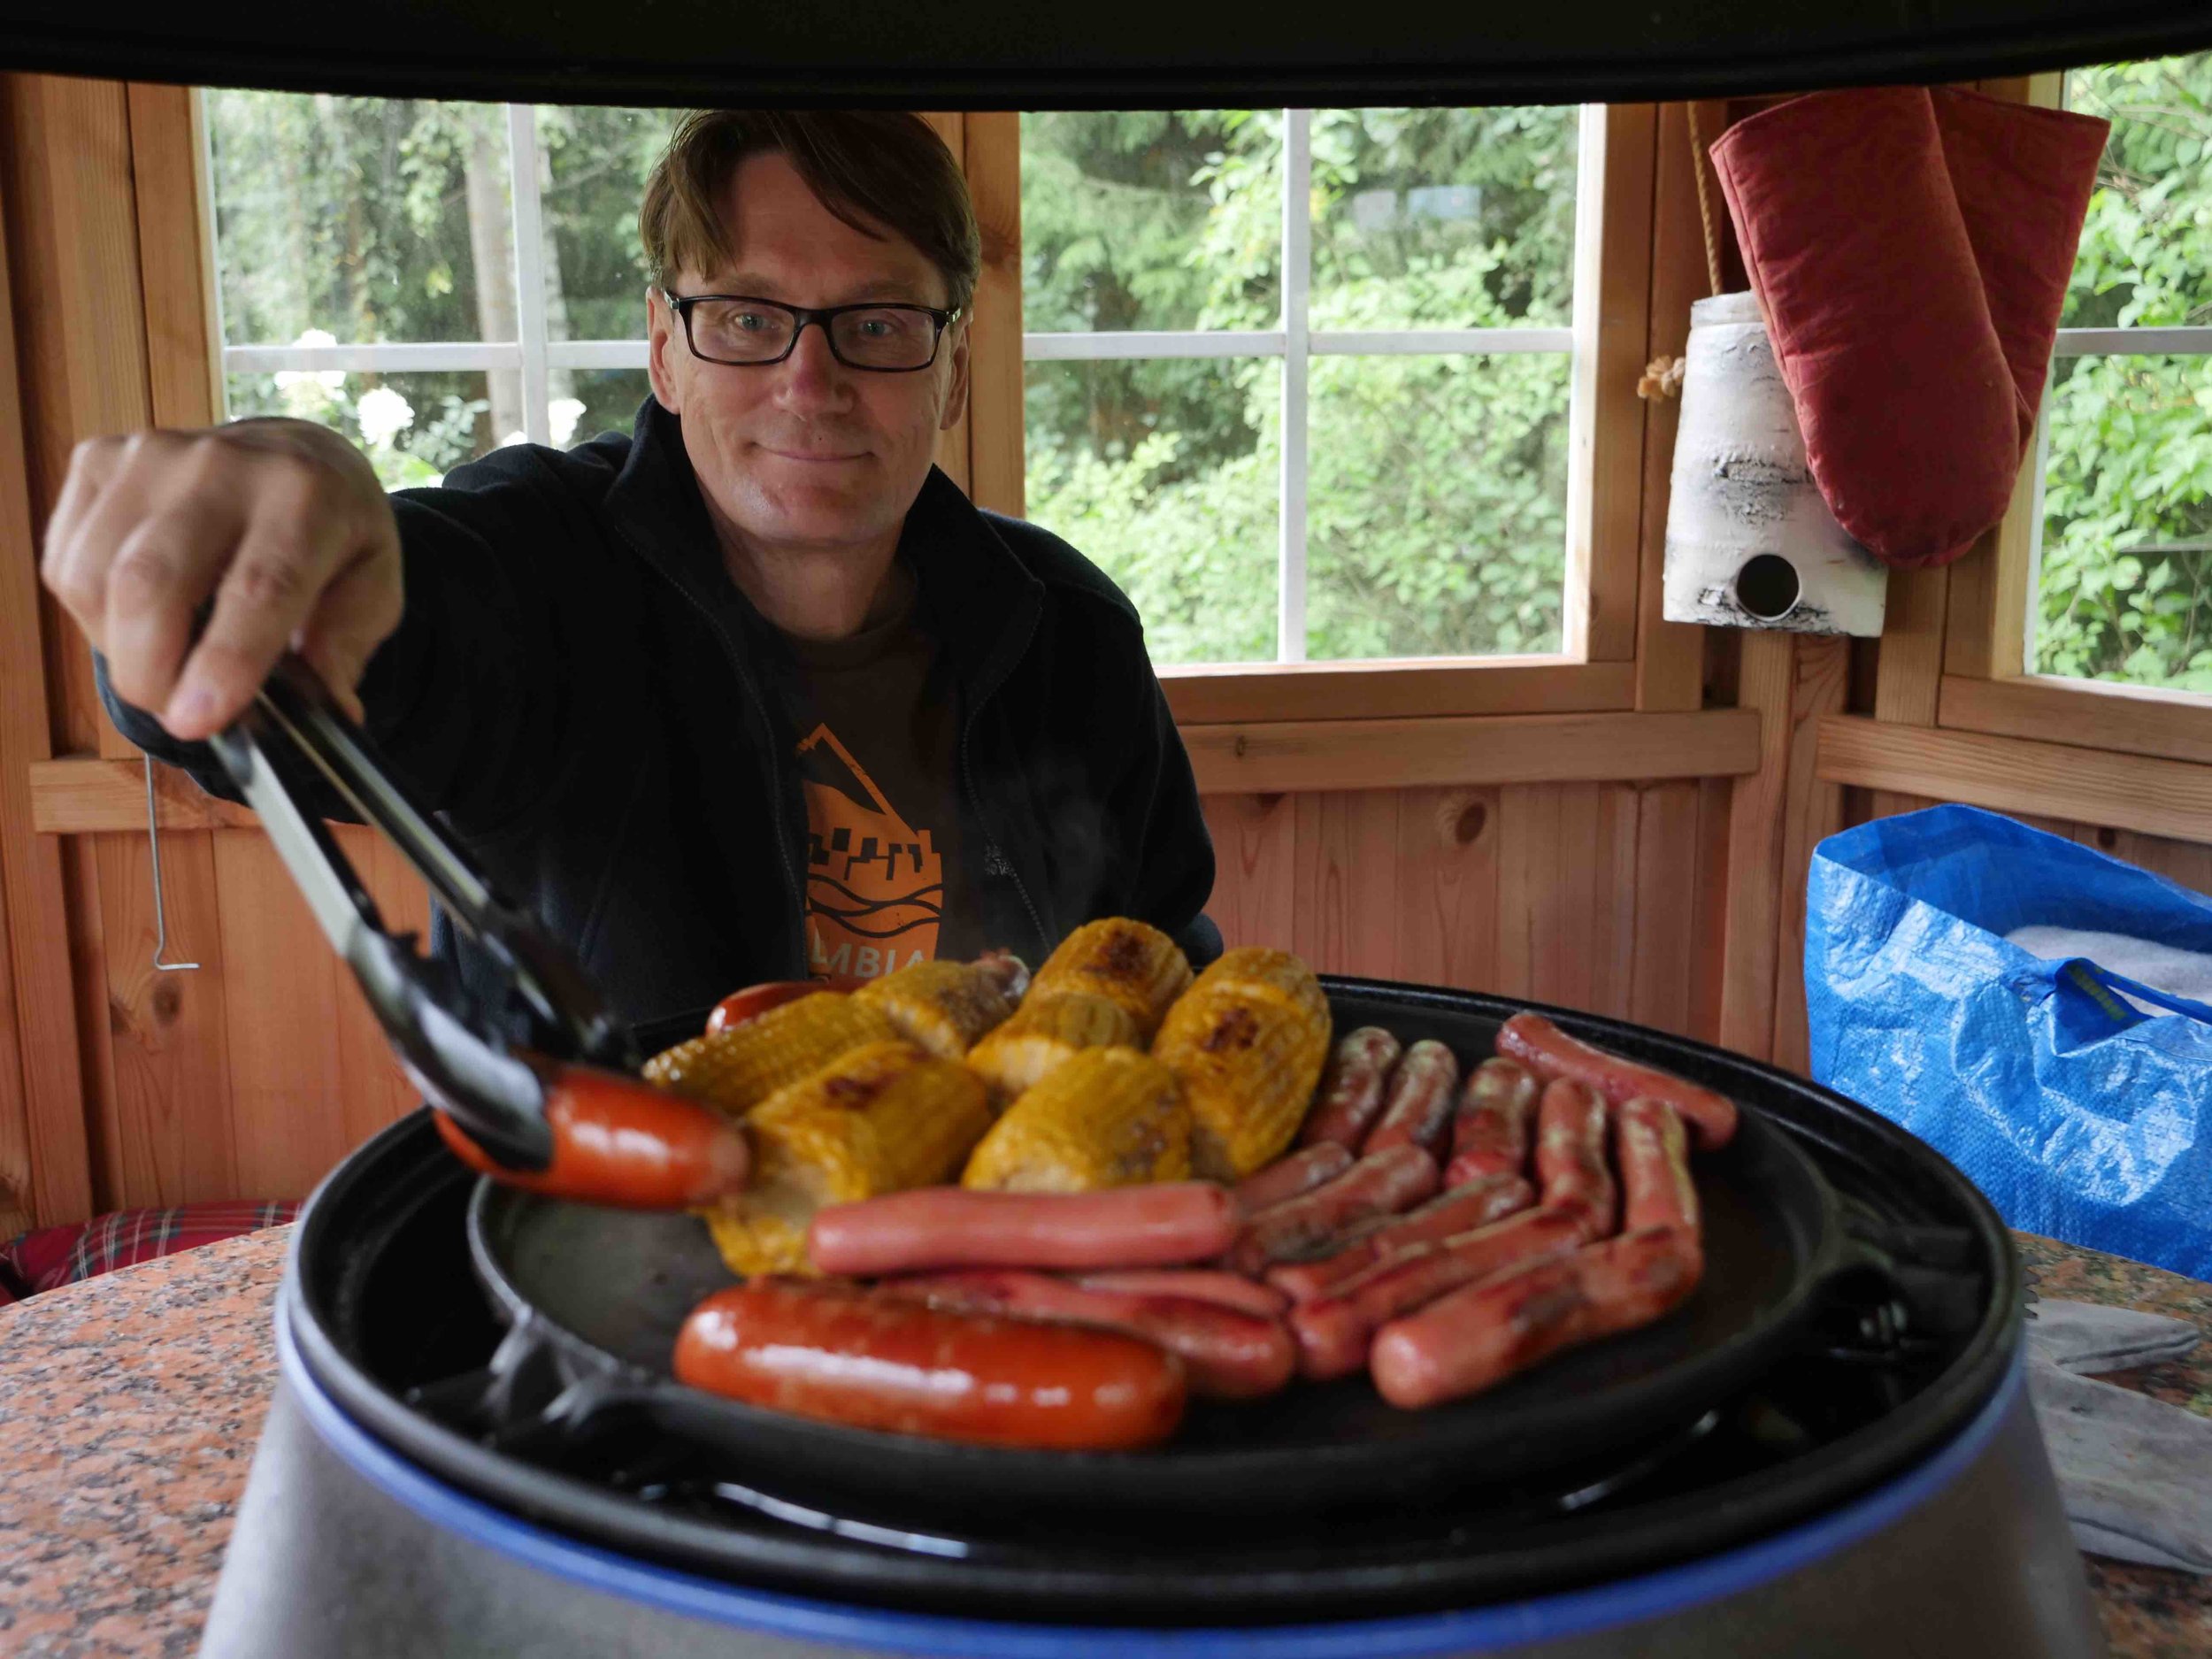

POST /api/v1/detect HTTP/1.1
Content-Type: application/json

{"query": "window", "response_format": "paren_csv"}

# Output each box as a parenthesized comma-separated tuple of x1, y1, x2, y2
(1019, 107, 1591, 668)
(2033, 54, 2212, 693)
(204, 93, 674, 489)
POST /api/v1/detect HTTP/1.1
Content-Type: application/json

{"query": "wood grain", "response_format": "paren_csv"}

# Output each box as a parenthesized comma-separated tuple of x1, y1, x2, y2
(1770, 638, 1849, 1075)
(1629, 781, 1701, 1036)
(1939, 673, 2212, 771)
(1392, 787, 1502, 993)
(0, 107, 95, 1226)
(126, 83, 219, 431)
(917, 111, 972, 497)
(32, 757, 257, 833)
(963, 110, 1024, 519)
(1289, 792, 1399, 977)
(1816, 718, 2212, 849)
(1717, 633, 1794, 1061)
(1199, 794, 1298, 953)
(1161, 658, 1632, 726)
(1183, 709, 1759, 795)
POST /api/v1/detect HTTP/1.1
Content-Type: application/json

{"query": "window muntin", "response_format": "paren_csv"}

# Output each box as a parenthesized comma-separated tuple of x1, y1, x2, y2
(2032, 55, 2212, 694)
(1020, 106, 1589, 669)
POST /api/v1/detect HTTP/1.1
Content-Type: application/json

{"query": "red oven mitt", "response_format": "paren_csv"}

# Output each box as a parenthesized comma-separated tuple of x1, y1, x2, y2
(1709, 87, 2107, 569)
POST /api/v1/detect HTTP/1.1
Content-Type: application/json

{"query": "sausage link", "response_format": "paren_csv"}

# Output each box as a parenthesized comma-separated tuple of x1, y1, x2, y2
(1370, 1225, 1704, 1409)
(1361, 1040, 1463, 1159)
(1264, 1176, 1532, 1304)
(1534, 1079, 1617, 1240)
(1223, 1145, 1440, 1278)
(673, 1279, 1186, 1449)
(1071, 1269, 1289, 1321)
(433, 1064, 749, 1210)
(1617, 1097, 1700, 1235)
(807, 1182, 1240, 1277)
(1296, 1027, 1403, 1150)
(1233, 1142, 1355, 1213)
(1283, 1204, 1588, 1380)
(881, 1271, 1294, 1400)
(1444, 1058, 1542, 1187)
(706, 981, 818, 1034)
(1496, 1013, 1738, 1150)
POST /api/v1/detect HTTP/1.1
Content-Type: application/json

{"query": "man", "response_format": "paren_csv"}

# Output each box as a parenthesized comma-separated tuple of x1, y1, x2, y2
(40, 111, 1216, 1037)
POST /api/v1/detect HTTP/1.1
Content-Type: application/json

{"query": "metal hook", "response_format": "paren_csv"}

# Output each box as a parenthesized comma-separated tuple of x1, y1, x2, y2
(143, 754, 199, 972)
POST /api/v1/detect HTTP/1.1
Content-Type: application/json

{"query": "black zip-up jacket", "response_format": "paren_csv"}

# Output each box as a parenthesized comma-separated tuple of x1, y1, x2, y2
(103, 400, 1217, 1041)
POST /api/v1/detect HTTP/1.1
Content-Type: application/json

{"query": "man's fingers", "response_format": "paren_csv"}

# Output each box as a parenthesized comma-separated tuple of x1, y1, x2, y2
(40, 438, 144, 651)
(100, 496, 244, 715)
(161, 501, 348, 741)
(292, 541, 404, 726)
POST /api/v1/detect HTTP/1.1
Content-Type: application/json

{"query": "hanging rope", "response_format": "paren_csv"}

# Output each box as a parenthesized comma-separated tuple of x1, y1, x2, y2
(1640, 104, 1726, 403)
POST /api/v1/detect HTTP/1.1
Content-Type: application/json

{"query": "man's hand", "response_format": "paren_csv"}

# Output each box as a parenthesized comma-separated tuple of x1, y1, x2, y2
(40, 419, 403, 741)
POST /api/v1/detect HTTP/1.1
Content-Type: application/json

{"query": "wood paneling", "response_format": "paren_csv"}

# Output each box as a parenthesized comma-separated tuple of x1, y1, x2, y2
(1939, 673, 2212, 771)
(1183, 708, 1758, 795)
(1769, 638, 1849, 1074)
(1818, 717, 2212, 849)
(33, 758, 258, 833)
(1717, 634, 1794, 1060)
(917, 111, 972, 498)
(1162, 659, 1633, 726)
(962, 110, 1023, 519)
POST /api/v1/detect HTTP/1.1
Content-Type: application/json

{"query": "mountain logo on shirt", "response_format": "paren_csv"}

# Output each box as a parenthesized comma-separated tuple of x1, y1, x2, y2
(795, 723, 942, 987)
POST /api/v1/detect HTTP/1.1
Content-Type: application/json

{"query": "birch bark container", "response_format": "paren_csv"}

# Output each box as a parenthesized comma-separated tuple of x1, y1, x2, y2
(1662, 290, 1888, 636)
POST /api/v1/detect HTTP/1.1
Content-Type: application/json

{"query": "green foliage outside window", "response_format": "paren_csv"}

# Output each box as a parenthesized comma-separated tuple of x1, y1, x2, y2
(2039, 54, 2212, 690)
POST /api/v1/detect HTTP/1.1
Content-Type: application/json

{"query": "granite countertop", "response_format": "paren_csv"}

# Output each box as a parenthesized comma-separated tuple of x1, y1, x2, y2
(0, 1225, 2207, 1658)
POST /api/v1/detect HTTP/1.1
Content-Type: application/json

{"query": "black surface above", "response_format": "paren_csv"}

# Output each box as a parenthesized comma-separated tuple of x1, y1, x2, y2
(0, 1, 2209, 108)
(284, 976, 2023, 1622)
(467, 987, 1845, 1519)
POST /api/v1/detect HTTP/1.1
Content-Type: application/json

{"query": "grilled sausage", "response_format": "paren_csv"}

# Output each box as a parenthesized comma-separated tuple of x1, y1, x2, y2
(1617, 1097, 1701, 1235)
(1296, 1027, 1404, 1151)
(1534, 1079, 1617, 1240)
(881, 1271, 1294, 1400)
(1369, 1224, 1704, 1409)
(1224, 1144, 1440, 1278)
(1071, 1269, 1290, 1320)
(1444, 1058, 1542, 1187)
(806, 1182, 1240, 1277)
(1264, 1176, 1533, 1304)
(1495, 1013, 1738, 1150)
(1283, 1204, 1589, 1380)
(705, 981, 819, 1035)
(1233, 1142, 1356, 1213)
(1361, 1040, 1463, 1159)
(433, 1063, 749, 1210)
(673, 1279, 1186, 1449)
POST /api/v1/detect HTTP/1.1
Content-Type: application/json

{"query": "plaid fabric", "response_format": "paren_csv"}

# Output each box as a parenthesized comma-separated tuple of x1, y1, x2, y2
(0, 1201, 297, 1300)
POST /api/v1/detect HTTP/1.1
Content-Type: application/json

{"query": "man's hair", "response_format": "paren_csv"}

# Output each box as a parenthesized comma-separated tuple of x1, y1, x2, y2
(641, 111, 982, 314)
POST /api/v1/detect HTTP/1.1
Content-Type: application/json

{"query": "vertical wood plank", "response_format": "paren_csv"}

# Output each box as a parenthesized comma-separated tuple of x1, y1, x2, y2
(1574, 104, 1657, 664)
(1717, 633, 1794, 1059)
(917, 111, 972, 497)
(1288, 791, 1398, 979)
(1629, 781, 1701, 1036)
(1492, 784, 1556, 1002)
(1770, 638, 1850, 1074)
(1199, 794, 1297, 953)
(1686, 776, 1734, 1045)
(1633, 102, 1725, 710)
(126, 82, 219, 431)
(0, 96, 95, 1225)
(58, 840, 115, 1214)
(1870, 560, 1950, 822)
(963, 111, 1024, 518)
(0, 852, 30, 1237)
(212, 829, 349, 1199)
(1393, 787, 1502, 995)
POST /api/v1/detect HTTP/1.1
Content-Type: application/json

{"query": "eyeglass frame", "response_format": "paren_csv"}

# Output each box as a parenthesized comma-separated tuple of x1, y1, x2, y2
(658, 288, 963, 373)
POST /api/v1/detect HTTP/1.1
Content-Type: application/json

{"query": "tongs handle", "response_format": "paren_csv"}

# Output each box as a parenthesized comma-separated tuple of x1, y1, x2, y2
(204, 655, 638, 1170)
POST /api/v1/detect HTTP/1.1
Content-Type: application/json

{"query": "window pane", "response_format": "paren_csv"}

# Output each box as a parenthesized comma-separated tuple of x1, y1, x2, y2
(1305, 352, 1571, 659)
(1310, 107, 1579, 333)
(537, 105, 681, 341)
(2035, 353, 2212, 692)
(1021, 111, 1281, 333)
(2062, 56, 2212, 330)
(1025, 358, 1278, 664)
(205, 91, 515, 348)
(225, 370, 496, 491)
(563, 368, 654, 447)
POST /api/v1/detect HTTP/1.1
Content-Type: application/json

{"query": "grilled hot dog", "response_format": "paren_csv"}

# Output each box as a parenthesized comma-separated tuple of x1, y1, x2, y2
(1361, 1040, 1462, 1159)
(1296, 1027, 1403, 1151)
(673, 1279, 1186, 1449)
(1071, 1269, 1290, 1320)
(1496, 1013, 1738, 1150)
(1233, 1142, 1356, 1213)
(1264, 1175, 1533, 1304)
(807, 1183, 1240, 1277)
(1444, 1058, 1542, 1187)
(705, 981, 819, 1035)
(1224, 1144, 1440, 1278)
(1617, 1097, 1700, 1235)
(1534, 1079, 1617, 1240)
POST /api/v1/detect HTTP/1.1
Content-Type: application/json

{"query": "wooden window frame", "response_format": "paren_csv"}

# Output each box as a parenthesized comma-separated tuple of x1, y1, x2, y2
(1004, 104, 1671, 726)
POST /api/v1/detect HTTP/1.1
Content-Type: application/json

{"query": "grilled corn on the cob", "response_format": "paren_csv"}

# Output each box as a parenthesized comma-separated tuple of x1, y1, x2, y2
(1189, 946, 1329, 1027)
(644, 992, 895, 1118)
(962, 1047, 1191, 1192)
(699, 1040, 992, 1276)
(853, 959, 1018, 1059)
(1028, 918, 1193, 1036)
(1152, 981, 1331, 1180)
(964, 990, 1143, 1106)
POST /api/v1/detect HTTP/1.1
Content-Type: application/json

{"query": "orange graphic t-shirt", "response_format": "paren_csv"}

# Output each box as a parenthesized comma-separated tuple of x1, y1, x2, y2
(778, 580, 966, 990)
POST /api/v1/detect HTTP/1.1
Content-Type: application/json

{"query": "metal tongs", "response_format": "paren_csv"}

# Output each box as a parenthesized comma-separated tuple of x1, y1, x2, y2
(207, 654, 640, 1173)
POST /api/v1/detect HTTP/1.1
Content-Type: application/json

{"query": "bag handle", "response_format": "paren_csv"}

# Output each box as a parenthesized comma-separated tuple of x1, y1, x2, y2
(2040, 957, 2212, 1031)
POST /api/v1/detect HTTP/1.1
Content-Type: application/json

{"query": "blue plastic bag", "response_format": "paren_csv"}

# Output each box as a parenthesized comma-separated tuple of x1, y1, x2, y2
(1806, 804, 2212, 1278)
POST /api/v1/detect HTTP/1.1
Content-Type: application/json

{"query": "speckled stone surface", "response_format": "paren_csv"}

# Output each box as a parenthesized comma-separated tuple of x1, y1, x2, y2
(0, 1224, 2206, 1657)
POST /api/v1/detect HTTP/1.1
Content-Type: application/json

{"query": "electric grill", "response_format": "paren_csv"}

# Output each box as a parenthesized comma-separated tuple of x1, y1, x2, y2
(185, 658, 2104, 1657)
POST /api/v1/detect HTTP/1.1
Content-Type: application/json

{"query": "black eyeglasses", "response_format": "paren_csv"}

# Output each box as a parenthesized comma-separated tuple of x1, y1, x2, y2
(661, 291, 961, 373)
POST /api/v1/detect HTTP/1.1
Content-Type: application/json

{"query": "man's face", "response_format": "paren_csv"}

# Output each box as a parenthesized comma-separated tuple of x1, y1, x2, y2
(647, 150, 970, 559)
